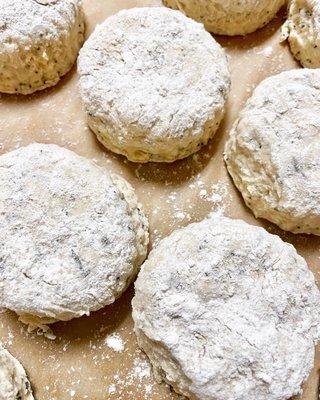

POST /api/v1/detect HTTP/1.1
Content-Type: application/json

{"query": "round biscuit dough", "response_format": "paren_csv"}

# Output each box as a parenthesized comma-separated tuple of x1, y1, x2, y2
(0, 143, 149, 329)
(77, 7, 230, 163)
(0, 0, 85, 94)
(163, 0, 285, 36)
(132, 215, 320, 400)
(0, 344, 34, 400)
(224, 69, 320, 235)
(281, 0, 320, 68)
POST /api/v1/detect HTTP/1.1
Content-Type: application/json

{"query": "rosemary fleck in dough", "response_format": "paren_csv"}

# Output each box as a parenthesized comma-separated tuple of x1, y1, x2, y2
(163, 0, 285, 35)
(0, 144, 148, 330)
(0, 344, 34, 400)
(132, 215, 320, 400)
(225, 69, 320, 235)
(0, 0, 85, 94)
(78, 7, 230, 163)
(281, 0, 320, 68)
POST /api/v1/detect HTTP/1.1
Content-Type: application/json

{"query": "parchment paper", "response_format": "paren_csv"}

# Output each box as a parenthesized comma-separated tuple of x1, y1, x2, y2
(0, 1, 319, 399)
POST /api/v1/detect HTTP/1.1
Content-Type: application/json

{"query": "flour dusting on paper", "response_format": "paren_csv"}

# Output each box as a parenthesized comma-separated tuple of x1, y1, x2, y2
(105, 334, 125, 352)
(107, 355, 156, 399)
(150, 175, 231, 247)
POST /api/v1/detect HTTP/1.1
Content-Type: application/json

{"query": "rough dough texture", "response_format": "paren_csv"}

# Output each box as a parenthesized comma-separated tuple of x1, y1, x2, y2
(281, 0, 320, 68)
(132, 215, 320, 400)
(0, 344, 34, 400)
(0, 143, 148, 329)
(0, 0, 85, 94)
(78, 7, 230, 163)
(224, 69, 320, 235)
(163, 0, 285, 36)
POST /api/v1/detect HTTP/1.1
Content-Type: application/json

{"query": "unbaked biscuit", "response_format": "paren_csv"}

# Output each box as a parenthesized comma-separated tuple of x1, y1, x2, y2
(225, 69, 320, 235)
(132, 215, 320, 400)
(163, 0, 285, 36)
(0, 143, 148, 330)
(78, 7, 230, 163)
(281, 0, 320, 68)
(0, 0, 85, 94)
(0, 344, 34, 400)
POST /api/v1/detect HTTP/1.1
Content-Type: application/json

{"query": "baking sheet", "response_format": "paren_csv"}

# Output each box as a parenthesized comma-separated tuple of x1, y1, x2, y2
(0, 1, 319, 399)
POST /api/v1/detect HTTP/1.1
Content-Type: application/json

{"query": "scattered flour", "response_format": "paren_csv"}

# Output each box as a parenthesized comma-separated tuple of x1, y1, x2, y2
(107, 355, 156, 399)
(108, 384, 116, 394)
(257, 45, 273, 57)
(105, 334, 125, 353)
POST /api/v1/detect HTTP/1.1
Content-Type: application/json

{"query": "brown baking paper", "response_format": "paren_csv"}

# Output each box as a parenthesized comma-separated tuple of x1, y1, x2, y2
(0, 1, 319, 399)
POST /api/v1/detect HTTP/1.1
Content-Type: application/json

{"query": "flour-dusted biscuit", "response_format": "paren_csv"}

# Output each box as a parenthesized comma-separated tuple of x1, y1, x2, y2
(0, 0, 85, 94)
(78, 7, 230, 163)
(0, 144, 148, 330)
(0, 345, 34, 400)
(132, 215, 320, 400)
(281, 0, 320, 68)
(225, 69, 320, 235)
(163, 0, 285, 36)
